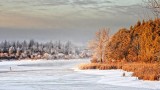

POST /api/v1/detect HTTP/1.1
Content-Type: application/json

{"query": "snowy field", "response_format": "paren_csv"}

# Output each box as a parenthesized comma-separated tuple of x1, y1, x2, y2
(0, 59, 160, 90)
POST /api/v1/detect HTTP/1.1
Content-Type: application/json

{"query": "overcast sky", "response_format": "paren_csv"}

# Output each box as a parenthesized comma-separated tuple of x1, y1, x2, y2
(0, 0, 152, 45)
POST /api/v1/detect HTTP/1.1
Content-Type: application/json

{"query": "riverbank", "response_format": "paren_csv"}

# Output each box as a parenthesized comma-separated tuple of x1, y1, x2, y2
(79, 62, 160, 81)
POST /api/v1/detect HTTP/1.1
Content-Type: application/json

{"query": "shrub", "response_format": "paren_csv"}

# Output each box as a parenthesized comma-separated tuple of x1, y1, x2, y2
(90, 58, 98, 63)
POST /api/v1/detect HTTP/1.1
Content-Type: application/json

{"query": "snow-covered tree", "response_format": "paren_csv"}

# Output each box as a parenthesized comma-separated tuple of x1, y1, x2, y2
(88, 28, 110, 63)
(0, 40, 88, 60)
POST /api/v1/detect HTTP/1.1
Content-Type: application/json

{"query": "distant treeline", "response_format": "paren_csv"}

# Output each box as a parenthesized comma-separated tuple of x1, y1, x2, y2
(0, 40, 90, 60)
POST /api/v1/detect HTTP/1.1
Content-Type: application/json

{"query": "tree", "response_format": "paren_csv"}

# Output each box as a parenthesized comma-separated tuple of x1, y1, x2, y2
(144, 0, 160, 18)
(107, 28, 131, 62)
(0, 39, 85, 60)
(88, 28, 110, 63)
(64, 41, 72, 55)
(22, 40, 28, 51)
(107, 19, 160, 63)
(28, 39, 35, 49)
(9, 46, 14, 55)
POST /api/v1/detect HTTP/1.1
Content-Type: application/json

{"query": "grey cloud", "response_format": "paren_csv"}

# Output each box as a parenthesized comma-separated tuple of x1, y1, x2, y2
(31, 0, 113, 9)
(2, 0, 70, 7)
(70, 0, 113, 9)
(72, 0, 98, 5)
(71, 0, 112, 5)
(87, 4, 144, 17)
(33, 0, 70, 6)
(0, 0, 148, 44)
(103, 1, 112, 3)
(110, 4, 149, 18)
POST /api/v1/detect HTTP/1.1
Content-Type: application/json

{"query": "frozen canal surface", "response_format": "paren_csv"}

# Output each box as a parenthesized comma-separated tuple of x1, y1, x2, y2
(0, 59, 160, 90)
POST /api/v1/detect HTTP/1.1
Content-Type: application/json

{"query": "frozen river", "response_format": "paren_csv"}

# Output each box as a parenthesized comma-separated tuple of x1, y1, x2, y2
(0, 59, 159, 90)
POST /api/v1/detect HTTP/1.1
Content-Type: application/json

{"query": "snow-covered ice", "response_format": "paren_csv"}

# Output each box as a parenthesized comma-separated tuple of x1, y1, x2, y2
(0, 59, 160, 90)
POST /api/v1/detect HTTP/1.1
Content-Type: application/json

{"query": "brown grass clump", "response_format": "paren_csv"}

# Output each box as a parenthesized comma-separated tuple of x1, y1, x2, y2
(79, 62, 160, 81)
(78, 63, 101, 70)
(122, 63, 160, 81)
(90, 58, 98, 63)
(79, 62, 123, 70)
(99, 63, 122, 70)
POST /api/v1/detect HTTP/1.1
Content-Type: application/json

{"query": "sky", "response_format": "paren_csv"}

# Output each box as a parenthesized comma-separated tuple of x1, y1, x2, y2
(0, 0, 152, 45)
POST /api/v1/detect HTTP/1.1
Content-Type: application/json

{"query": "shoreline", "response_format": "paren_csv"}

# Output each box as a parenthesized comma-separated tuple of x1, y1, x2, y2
(75, 68, 160, 90)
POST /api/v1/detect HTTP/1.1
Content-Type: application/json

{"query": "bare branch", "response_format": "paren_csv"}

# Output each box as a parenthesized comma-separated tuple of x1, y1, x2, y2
(143, 0, 160, 18)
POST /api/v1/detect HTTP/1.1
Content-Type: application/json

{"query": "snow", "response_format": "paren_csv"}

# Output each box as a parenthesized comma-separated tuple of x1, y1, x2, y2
(0, 59, 160, 90)
(76, 69, 160, 90)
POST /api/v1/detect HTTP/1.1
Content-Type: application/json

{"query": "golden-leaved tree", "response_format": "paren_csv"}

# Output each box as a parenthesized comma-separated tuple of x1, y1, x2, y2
(106, 19, 160, 63)
(107, 28, 131, 62)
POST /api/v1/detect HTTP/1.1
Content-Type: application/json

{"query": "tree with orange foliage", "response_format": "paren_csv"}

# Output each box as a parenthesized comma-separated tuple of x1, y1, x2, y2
(107, 28, 131, 62)
(107, 19, 160, 63)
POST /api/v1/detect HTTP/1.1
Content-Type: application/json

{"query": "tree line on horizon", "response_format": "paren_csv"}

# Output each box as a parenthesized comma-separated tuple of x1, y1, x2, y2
(0, 40, 90, 60)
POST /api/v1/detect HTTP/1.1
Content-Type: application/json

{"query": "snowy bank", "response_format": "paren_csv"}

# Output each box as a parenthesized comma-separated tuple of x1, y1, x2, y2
(75, 69, 160, 90)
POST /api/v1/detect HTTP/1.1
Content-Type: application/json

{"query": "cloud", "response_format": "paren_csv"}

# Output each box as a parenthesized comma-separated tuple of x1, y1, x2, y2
(71, 0, 98, 5)
(0, 14, 55, 29)
(0, 0, 145, 30)
(32, 0, 71, 6)
(0, 0, 149, 44)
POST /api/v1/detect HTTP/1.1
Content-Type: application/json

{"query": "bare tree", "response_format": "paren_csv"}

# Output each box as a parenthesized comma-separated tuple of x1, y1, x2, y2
(88, 28, 110, 63)
(143, 0, 160, 18)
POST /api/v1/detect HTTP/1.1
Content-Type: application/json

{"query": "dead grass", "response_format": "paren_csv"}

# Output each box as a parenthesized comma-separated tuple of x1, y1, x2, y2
(79, 63, 100, 69)
(122, 63, 160, 81)
(79, 62, 160, 81)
